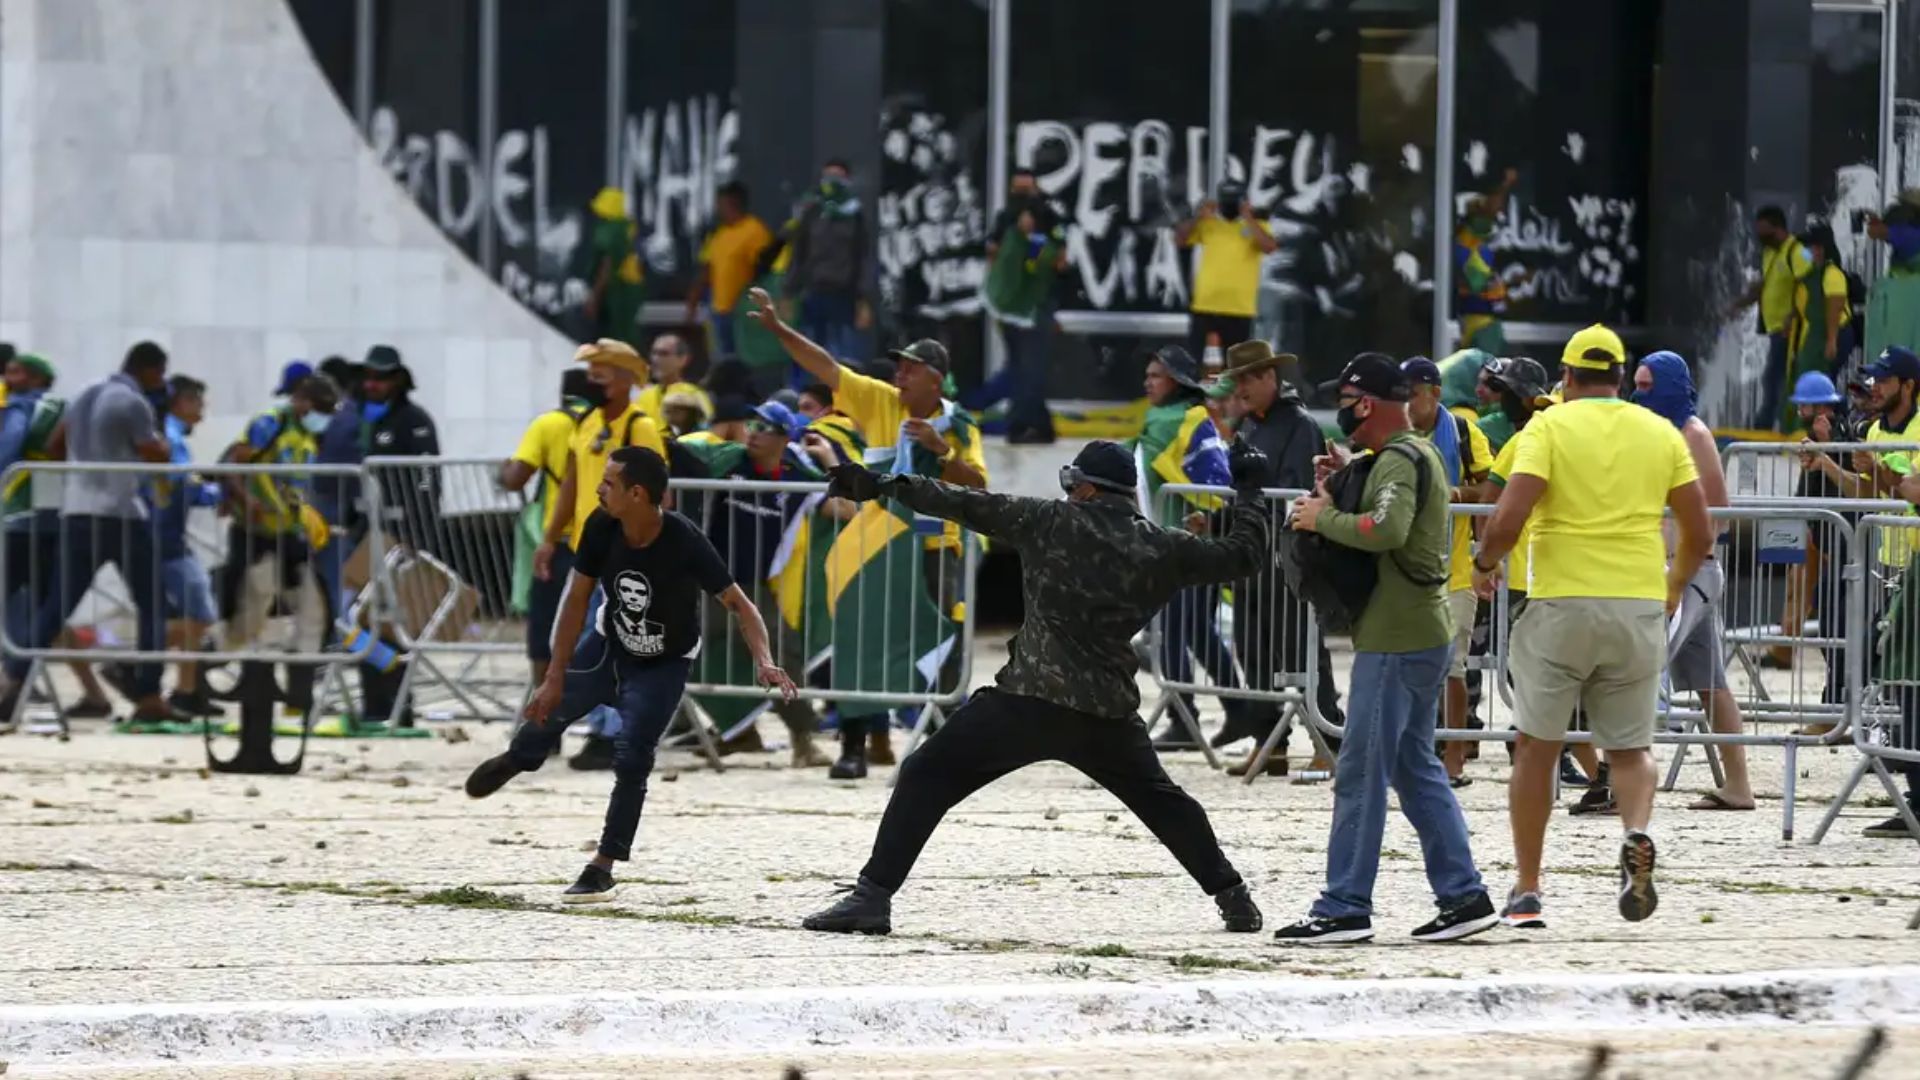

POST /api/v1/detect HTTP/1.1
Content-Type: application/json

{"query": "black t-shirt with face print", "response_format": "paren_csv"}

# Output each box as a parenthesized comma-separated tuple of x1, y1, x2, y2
(573, 510, 735, 662)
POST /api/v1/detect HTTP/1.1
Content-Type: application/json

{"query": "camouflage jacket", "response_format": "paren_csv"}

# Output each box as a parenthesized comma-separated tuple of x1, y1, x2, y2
(885, 475, 1269, 719)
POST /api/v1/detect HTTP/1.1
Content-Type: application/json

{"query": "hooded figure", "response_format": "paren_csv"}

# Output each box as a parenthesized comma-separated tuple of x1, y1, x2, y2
(1632, 350, 1696, 430)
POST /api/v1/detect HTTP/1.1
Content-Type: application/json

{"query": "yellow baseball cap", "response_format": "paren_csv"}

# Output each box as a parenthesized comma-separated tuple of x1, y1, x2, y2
(1561, 324, 1625, 371)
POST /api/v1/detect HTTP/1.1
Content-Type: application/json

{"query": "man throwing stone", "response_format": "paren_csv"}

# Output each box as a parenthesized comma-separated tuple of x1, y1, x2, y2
(1473, 326, 1711, 926)
(802, 440, 1272, 935)
(466, 447, 795, 902)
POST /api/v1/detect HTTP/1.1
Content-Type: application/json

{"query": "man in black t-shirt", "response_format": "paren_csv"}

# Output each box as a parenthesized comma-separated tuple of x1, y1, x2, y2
(465, 447, 795, 902)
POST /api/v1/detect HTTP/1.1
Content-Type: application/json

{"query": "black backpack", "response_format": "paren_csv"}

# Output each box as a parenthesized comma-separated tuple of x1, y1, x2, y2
(1278, 442, 1447, 635)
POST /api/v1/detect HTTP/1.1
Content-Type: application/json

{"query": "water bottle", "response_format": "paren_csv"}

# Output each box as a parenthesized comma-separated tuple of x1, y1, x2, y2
(336, 622, 401, 672)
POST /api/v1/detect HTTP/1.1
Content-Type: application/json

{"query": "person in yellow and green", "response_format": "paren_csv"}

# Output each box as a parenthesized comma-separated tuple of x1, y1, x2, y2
(1728, 205, 1812, 430)
(536, 339, 668, 771)
(585, 187, 645, 351)
(1130, 345, 1243, 751)
(634, 332, 713, 431)
(1779, 223, 1855, 432)
(501, 368, 597, 690)
(1453, 169, 1518, 354)
(686, 182, 774, 358)
(218, 374, 338, 713)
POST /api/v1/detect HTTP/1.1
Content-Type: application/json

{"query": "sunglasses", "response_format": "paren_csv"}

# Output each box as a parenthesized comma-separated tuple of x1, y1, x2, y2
(747, 419, 786, 436)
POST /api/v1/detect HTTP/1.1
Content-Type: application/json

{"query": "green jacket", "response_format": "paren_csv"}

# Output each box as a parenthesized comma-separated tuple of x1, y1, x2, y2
(982, 223, 1063, 327)
(1312, 431, 1453, 653)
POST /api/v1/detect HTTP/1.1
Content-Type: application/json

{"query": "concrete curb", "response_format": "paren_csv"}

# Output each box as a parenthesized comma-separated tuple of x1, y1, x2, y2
(5, 966, 1917, 1070)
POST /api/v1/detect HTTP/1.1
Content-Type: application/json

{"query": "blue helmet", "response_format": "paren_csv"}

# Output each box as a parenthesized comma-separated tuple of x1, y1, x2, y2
(1788, 371, 1843, 407)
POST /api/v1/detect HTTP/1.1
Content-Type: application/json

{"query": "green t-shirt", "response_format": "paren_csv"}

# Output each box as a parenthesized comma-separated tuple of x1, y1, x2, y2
(1312, 431, 1453, 653)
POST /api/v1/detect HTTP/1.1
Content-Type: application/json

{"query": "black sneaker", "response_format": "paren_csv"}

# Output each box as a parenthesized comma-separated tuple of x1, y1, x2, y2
(1558, 752, 1589, 787)
(801, 878, 893, 934)
(568, 735, 616, 771)
(64, 697, 115, 720)
(1410, 891, 1499, 942)
(167, 691, 224, 718)
(1271, 914, 1373, 945)
(1151, 721, 1201, 751)
(1500, 890, 1546, 929)
(1863, 812, 1919, 839)
(1618, 831, 1659, 922)
(828, 750, 868, 780)
(562, 863, 618, 904)
(1568, 782, 1617, 816)
(1214, 883, 1262, 933)
(465, 753, 524, 799)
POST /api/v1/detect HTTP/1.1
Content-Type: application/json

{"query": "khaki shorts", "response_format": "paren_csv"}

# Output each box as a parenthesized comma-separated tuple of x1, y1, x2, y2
(1509, 597, 1666, 750)
(1447, 589, 1478, 680)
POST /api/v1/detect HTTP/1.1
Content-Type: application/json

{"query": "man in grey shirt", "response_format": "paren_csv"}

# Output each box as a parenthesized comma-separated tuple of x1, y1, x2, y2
(2, 342, 174, 724)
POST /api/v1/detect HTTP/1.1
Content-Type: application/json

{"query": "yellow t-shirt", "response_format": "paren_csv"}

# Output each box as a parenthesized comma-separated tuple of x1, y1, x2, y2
(1760, 239, 1812, 334)
(1867, 417, 1916, 565)
(835, 368, 989, 551)
(1507, 398, 1698, 601)
(1443, 417, 1494, 592)
(635, 381, 714, 431)
(1792, 263, 1853, 341)
(1487, 435, 1534, 591)
(511, 409, 580, 535)
(566, 400, 667, 549)
(700, 215, 774, 313)
(1185, 215, 1270, 319)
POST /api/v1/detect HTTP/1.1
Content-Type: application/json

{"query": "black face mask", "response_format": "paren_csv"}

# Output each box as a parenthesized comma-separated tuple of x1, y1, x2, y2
(1499, 388, 1526, 425)
(1335, 403, 1364, 438)
(1218, 196, 1243, 218)
(577, 382, 609, 409)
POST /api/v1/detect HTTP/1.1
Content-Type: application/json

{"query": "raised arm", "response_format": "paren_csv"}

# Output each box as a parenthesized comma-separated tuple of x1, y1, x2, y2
(744, 286, 841, 389)
(1168, 493, 1269, 585)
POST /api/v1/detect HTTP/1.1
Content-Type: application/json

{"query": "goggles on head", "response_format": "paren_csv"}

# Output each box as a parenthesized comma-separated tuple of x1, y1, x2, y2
(1059, 465, 1133, 496)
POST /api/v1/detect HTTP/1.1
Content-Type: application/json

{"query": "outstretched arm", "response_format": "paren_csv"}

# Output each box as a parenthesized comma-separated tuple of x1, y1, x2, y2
(1168, 494, 1269, 585)
(745, 287, 841, 389)
(718, 584, 796, 701)
(881, 473, 1043, 544)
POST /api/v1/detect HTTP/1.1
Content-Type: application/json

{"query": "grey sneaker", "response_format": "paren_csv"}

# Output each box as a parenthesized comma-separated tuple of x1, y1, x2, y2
(1618, 831, 1658, 922)
(1500, 890, 1546, 929)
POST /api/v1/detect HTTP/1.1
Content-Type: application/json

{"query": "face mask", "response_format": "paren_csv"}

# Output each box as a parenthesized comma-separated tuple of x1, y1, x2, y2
(302, 411, 332, 436)
(1218, 197, 1243, 219)
(820, 176, 848, 200)
(1335, 403, 1364, 438)
(577, 382, 609, 409)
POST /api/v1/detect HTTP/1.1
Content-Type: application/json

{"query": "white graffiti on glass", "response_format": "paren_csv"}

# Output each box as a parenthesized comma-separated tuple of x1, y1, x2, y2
(878, 110, 987, 319)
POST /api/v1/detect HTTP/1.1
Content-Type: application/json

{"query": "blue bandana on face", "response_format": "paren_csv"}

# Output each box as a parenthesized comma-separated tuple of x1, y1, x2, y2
(1632, 350, 1695, 430)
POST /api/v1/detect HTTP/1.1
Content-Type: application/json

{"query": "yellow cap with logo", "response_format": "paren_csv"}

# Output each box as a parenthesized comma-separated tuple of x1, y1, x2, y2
(1561, 324, 1626, 371)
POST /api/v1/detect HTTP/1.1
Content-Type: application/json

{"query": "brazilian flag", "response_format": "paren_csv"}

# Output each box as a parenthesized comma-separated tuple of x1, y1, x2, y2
(824, 497, 955, 712)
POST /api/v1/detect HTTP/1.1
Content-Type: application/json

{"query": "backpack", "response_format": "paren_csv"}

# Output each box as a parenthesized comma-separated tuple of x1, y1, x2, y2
(1278, 442, 1446, 635)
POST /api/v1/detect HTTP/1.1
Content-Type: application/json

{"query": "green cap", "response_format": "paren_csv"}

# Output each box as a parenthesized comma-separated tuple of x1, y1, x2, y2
(1204, 375, 1234, 400)
(11, 353, 54, 387)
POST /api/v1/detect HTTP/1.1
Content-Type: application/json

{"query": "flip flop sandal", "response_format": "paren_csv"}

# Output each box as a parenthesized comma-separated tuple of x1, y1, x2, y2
(1449, 775, 1472, 789)
(1689, 792, 1756, 811)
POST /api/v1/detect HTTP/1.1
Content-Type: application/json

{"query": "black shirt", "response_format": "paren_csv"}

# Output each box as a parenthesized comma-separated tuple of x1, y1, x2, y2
(574, 509, 734, 662)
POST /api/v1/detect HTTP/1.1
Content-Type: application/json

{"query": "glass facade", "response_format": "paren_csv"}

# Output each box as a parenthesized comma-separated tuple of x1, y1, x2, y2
(365, 0, 484, 263)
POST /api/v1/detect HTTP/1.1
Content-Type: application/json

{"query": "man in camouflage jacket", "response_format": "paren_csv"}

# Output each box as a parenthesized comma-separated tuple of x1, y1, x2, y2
(801, 439, 1270, 935)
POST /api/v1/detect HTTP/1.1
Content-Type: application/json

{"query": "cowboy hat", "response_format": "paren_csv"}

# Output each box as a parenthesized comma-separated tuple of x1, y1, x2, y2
(575, 338, 649, 381)
(1218, 340, 1299, 383)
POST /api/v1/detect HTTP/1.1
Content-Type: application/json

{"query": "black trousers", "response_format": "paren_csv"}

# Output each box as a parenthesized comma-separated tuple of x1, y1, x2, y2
(1187, 311, 1253, 359)
(858, 688, 1243, 895)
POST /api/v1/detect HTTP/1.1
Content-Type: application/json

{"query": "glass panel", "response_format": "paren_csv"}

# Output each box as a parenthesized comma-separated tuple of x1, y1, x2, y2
(620, 0, 739, 303)
(495, 0, 608, 330)
(879, 0, 991, 387)
(1457, 0, 1657, 331)
(1231, 0, 1439, 390)
(367, 0, 484, 262)
(1808, 9, 1883, 277)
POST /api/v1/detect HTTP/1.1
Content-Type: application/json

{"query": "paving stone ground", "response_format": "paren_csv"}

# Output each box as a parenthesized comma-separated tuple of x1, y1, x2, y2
(2, 634, 1917, 1076)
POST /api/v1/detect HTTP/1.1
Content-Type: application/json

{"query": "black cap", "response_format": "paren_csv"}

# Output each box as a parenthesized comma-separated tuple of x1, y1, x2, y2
(1318, 352, 1412, 403)
(1401, 357, 1441, 387)
(887, 339, 951, 376)
(712, 395, 755, 423)
(1151, 345, 1205, 391)
(1069, 440, 1137, 493)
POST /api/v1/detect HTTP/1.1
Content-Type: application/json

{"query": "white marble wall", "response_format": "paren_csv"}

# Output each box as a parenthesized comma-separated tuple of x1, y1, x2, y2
(0, 0, 574, 461)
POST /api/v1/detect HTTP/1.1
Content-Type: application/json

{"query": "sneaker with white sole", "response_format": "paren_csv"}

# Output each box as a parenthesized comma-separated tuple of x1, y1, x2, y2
(1617, 831, 1658, 922)
(562, 863, 619, 904)
(1271, 914, 1373, 944)
(1410, 891, 1499, 942)
(1500, 890, 1546, 929)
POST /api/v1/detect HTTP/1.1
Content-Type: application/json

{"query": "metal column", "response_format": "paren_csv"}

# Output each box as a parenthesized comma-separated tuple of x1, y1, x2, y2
(353, 0, 374, 132)
(477, 0, 499, 274)
(1208, 0, 1230, 190)
(606, 0, 627, 187)
(984, 0, 1011, 378)
(1430, 0, 1460, 361)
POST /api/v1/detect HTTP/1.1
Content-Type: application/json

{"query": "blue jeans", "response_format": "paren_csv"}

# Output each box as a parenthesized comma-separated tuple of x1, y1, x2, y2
(1753, 332, 1790, 431)
(711, 312, 738, 358)
(577, 586, 620, 738)
(1312, 644, 1484, 920)
(797, 291, 860, 388)
(505, 628, 690, 861)
(5, 515, 165, 696)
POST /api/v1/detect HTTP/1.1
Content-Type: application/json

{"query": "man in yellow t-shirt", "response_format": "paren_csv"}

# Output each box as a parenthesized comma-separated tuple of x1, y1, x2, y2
(635, 332, 714, 432)
(1472, 324, 1712, 929)
(686, 181, 773, 358)
(747, 285, 988, 776)
(1728, 206, 1812, 429)
(501, 369, 594, 685)
(533, 340, 667, 770)
(1175, 181, 1277, 361)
